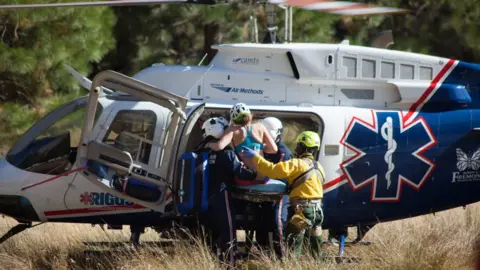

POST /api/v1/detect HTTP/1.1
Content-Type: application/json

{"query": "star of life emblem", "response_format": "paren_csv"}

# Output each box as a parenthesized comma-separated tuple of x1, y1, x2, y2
(452, 148, 480, 183)
(80, 192, 93, 205)
(381, 116, 396, 190)
(340, 111, 436, 202)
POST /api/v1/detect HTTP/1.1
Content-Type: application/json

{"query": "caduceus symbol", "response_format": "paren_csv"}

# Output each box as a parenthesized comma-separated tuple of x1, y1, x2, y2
(381, 117, 397, 190)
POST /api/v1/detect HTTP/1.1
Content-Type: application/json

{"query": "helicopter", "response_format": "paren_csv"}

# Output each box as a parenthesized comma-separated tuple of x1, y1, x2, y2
(1, 0, 480, 259)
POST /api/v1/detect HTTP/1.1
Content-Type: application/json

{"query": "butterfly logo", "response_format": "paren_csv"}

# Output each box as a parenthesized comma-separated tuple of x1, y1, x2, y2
(456, 148, 480, 171)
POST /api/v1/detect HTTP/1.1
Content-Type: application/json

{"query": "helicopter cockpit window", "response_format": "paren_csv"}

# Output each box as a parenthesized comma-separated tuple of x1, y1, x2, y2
(102, 110, 156, 165)
(6, 97, 103, 175)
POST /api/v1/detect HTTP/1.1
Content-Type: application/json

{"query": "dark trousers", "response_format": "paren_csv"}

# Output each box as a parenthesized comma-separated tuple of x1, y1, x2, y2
(255, 195, 289, 259)
(202, 190, 237, 265)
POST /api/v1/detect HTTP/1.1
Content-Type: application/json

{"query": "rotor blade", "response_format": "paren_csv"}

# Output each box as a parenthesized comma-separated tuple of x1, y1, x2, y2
(0, 0, 215, 9)
(268, 0, 409, 16)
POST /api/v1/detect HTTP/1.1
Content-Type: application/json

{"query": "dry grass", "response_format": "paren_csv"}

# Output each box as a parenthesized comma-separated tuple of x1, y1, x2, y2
(1, 204, 480, 270)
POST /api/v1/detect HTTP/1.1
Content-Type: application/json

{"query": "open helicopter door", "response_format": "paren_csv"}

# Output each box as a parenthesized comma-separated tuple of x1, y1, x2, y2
(75, 70, 193, 212)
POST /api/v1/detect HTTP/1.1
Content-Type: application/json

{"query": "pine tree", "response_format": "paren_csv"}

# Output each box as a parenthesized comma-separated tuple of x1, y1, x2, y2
(0, 1, 116, 103)
(94, 4, 339, 76)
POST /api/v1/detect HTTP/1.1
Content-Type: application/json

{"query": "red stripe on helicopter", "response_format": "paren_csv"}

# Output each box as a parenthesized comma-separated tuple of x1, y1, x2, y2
(323, 175, 347, 190)
(21, 166, 87, 191)
(403, 59, 455, 122)
(44, 204, 145, 217)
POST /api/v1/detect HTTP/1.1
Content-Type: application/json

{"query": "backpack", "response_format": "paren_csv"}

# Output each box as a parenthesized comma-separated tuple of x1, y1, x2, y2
(176, 151, 210, 215)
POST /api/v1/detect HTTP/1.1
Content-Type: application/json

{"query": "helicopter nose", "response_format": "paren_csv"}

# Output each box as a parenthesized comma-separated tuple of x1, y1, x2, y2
(0, 158, 40, 222)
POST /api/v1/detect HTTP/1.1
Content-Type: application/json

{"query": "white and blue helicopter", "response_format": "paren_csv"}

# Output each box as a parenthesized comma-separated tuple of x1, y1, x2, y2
(1, 0, 480, 258)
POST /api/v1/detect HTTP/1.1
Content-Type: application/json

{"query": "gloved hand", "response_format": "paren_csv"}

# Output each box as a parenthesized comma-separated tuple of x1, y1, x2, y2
(241, 146, 257, 158)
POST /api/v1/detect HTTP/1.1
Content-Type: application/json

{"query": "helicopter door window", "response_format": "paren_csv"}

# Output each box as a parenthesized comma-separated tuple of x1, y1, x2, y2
(343, 56, 357, 78)
(102, 110, 156, 165)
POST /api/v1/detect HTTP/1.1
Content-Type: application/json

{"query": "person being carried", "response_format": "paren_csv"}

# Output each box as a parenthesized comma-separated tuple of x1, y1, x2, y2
(196, 116, 258, 267)
(240, 131, 325, 259)
(205, 103, 278, 162)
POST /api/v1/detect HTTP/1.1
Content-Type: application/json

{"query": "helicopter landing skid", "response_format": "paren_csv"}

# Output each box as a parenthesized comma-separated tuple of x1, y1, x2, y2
(323, 239, 373, 247)
(0, 222, 43, 244)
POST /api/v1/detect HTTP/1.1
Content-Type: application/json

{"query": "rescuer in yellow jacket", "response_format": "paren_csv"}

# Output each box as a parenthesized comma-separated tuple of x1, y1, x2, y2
(240, 131, 325, 259)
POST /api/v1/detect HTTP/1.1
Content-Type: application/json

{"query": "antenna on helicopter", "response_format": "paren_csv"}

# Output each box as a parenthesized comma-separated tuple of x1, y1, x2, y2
(274, 4, 293, 43)
(262, 2, 281, 44)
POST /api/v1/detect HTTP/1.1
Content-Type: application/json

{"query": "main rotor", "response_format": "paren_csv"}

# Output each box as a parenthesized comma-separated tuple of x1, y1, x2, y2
(0, 0, 409, 44)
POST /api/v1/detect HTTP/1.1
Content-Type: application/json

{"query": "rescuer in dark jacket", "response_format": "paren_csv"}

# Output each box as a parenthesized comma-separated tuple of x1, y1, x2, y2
(196, 117, 258, 266)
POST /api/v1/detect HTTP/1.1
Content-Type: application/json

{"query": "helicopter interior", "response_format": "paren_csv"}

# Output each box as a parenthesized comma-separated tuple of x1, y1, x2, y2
(174, 107, 324, 203)
(189, 108, 323, 153)
(184, 108, 324, 168)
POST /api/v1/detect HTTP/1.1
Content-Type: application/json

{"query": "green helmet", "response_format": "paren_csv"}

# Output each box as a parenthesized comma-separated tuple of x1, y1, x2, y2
(295, 131, 321, 149)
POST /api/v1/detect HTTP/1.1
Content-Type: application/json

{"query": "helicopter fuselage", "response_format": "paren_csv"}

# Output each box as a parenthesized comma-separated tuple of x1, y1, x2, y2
(1, 42, 480, 234)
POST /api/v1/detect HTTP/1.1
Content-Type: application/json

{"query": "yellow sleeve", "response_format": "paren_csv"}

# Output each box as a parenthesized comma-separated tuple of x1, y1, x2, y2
(252, 155, 298, 179)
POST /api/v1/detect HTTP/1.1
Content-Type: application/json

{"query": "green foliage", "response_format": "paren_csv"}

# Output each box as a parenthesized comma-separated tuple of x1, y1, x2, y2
(94, 4, 338, 76)
(0, 0, 116, 103)
(0, 90, 86, 155)
(341, 0, 480, 62)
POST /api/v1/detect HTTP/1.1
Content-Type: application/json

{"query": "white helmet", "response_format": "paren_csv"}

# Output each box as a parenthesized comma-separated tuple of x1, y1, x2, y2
(216, 117, 229, 127)
(201, 117, 228, 139)
(260, 117, 283, 142)
(230, 103, 251, 124)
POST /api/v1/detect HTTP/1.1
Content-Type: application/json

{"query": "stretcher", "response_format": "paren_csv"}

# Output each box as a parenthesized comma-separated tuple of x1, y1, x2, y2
(232, 179, 287, 203)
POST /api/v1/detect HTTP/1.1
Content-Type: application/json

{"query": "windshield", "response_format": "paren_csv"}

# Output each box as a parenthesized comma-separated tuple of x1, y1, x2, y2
(6, 97, 103, 175)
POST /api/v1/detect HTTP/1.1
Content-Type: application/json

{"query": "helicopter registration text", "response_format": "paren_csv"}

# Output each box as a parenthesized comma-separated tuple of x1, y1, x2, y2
(80, 192, 134, 206)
